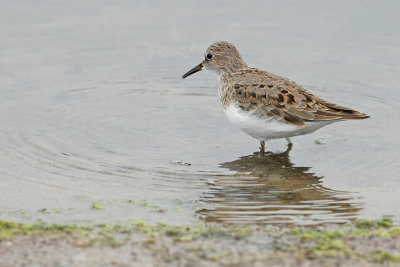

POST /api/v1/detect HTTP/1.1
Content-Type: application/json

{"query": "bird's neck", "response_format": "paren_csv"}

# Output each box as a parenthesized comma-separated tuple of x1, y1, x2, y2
(218, 73, 236, 109)
(215, 58, 247, 76)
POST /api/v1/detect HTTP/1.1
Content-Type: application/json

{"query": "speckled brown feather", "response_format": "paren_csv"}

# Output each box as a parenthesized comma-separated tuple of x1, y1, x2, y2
(220, 68, 369, 126)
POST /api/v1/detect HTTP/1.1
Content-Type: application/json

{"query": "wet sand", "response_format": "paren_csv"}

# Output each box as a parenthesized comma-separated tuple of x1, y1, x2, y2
(1, 218, 399, 266)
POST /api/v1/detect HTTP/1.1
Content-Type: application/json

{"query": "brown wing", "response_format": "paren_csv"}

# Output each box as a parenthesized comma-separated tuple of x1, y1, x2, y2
(226, 69, 369, 126)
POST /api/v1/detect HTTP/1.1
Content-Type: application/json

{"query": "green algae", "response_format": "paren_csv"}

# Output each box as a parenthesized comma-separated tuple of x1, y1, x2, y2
(354, 215, 393, 229)
(7, 210, 31, 219)
(0, 220, 88, 240)
(174, 199, 183, 205)
(1, 216, 399, 263)
(38, 208, 73, 214)
(127, 199, 165, 212)
(286, 228, 350, 256)
(368, 250, 400, 263)
(89, 199, 165, 212)
(0, 218, 255, 245)
(91, 202, 104, 210)
(315, 139, 325, 145)
(283, 216, 400, 261)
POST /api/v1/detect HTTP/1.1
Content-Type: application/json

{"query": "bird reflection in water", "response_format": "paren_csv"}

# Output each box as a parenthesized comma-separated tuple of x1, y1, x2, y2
(198, 147, 362, 226)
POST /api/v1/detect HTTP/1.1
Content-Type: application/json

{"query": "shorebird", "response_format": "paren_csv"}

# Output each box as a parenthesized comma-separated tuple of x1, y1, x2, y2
(182, 41, 369, 154)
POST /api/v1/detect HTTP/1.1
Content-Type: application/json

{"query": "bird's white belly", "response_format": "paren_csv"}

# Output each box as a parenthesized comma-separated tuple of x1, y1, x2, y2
(223, 105, 334, 141)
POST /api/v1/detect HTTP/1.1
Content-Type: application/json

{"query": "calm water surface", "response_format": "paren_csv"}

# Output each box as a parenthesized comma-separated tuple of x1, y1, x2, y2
(0, 1, 399, 226)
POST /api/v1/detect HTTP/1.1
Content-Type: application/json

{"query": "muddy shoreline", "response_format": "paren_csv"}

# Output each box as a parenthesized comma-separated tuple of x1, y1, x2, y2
(1, 217, 399, 266)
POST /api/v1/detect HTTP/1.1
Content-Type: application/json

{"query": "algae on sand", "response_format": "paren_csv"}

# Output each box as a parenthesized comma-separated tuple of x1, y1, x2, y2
(1, 216, 400, 264)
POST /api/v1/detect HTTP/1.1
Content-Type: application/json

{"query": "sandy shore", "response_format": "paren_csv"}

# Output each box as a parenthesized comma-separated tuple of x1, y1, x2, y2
(1, 217, 400, 266)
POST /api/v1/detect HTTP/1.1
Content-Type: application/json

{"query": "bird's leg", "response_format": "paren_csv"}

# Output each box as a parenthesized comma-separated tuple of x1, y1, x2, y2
(285, 138, 293, 153)
(259, 140, 265, 157)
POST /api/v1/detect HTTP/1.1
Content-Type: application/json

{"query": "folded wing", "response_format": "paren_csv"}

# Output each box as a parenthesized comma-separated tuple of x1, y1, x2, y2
(227, 69, 369, 126)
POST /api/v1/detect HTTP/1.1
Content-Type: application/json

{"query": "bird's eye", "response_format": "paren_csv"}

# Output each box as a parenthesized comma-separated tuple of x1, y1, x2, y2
(206, 53, 214, 60)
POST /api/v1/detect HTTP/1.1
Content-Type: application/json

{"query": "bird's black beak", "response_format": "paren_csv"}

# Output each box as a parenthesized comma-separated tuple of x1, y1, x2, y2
(182, 63, 203, 79)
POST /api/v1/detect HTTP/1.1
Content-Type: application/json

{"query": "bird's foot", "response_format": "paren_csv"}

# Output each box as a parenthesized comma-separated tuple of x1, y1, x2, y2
(284, 141, 293, 155)
(259, 140, 265, 157)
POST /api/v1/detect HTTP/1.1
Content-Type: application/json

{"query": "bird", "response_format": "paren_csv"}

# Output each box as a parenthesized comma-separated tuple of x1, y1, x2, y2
(182, 41, 369, 155)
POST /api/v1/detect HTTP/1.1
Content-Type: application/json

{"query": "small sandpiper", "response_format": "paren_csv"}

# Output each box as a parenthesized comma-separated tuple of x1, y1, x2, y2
(182, 41, 369, 154)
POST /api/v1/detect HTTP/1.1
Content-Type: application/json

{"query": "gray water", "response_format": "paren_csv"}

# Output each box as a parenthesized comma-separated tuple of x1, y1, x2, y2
(0, 1, 399, 226)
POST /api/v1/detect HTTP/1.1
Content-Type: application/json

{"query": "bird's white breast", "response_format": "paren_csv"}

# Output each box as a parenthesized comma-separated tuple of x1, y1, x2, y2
(223, 104, 334, 141)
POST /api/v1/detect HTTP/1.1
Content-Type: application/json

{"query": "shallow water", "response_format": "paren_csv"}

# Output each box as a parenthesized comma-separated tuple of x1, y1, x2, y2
(0, 1, 399, 226)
